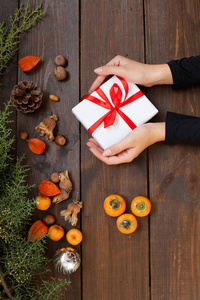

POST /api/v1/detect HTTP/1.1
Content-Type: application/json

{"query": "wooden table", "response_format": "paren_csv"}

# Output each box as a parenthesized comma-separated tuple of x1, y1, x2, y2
(1, 0, 200, 299)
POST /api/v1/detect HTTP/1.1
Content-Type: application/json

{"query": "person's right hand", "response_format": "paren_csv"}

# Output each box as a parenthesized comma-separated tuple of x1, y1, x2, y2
(89, 55, 173, 93)
(86, 122, 165, 165)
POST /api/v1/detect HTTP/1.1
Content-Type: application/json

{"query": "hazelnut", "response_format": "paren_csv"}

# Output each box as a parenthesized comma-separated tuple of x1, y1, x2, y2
(43, 214, 56, 226)
(55, 134, 67, 146)
(20, 131, 28, 139)
(52, 66, 67, 81)
(50, 171, 60, 183)
(54, 55, 67, 66)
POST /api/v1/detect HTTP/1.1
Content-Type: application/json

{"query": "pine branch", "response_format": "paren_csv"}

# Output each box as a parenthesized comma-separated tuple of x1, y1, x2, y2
(0, 100, 14, 173)
(26, 278, 71, 300)
(0, 268, 13, 299)
(0, 1, 46, 76)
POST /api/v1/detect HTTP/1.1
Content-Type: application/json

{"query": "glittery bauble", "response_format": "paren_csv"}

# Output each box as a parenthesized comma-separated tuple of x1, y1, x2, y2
(53, 247, 81, 274)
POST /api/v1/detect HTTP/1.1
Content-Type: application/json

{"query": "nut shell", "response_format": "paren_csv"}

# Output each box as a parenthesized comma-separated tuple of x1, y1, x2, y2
(20, 131, 28, 140)
(55, 134, 66, 146)
(54, 55, 67, 66)
(52, 66, 67, 81)
(50, 171, 60, 183)
(43, 214, 56, 226)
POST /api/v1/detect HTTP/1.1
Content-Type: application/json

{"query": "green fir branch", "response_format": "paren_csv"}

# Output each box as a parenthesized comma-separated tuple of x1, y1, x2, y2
(0, 102, 70, 299)
(28, 278, 71, 300)
(0, 1, 46, 76)
(0, 100, 14, 173)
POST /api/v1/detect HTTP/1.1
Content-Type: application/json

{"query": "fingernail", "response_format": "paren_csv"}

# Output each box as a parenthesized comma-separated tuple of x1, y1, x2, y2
(103, 149, 111, 156)
(94, 67, 102, 73)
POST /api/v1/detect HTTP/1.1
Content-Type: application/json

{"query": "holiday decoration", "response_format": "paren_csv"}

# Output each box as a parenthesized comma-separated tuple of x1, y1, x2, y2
(28, 220, 49, 242)
(48, 225, 65, 241)
(43, 214, 56, 226)
(131, 196, 151, 217)
(35, 195, 51, 211)
(0, 1, 45, 76)
(20, 131, 28, 139)
(54, 55, 67, 66)
(38, 180, 61, 196)
(60, 200, 83, 226)
(53, 170, 72, 203)
(72, 75, 158, 149)
(104, 194, 126, 217)
(11, 80, 43, 113)
(27, 138, 46, 154)
(49, 94, 59, 101)
(0, 102, 70, 299)
(55, 134, 67, 146)
(35, 114, 58, 141)
(18, 55, 41, 72)
(53, 247, 81, 274)
(116, 213, 138, 234)
(52, 66, 67, 80)
(66, 229, 83, 245)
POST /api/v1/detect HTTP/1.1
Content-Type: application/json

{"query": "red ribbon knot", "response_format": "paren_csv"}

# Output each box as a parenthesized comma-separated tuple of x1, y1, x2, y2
(81, 76, 144, 134)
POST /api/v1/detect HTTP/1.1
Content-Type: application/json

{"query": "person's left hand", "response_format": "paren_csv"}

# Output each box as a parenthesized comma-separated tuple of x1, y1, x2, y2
(86, 122, 165, 165)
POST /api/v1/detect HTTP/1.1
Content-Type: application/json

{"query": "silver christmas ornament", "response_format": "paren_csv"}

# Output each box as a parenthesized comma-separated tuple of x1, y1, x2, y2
(53, 247, 81, 274)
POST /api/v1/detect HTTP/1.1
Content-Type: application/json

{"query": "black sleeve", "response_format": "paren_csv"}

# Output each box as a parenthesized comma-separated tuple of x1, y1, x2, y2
(167, 56, 200, 89)
(165, 111, 200, 144)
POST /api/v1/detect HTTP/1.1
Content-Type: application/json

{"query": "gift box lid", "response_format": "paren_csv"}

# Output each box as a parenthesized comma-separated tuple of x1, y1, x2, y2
(72, 75, 158, 150)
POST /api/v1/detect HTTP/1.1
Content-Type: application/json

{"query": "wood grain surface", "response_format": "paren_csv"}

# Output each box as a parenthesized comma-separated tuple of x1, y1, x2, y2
(145, 0, 200, 299)
(1, 0, 200, 299)
(16, 1, 80, 299)
(81, 1, 149, 300)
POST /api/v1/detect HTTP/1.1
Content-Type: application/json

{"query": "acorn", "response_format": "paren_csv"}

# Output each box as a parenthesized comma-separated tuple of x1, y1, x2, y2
(52, 66, 67, 81)
(54, 55, 67, 67)
(55, 134, 67, 146)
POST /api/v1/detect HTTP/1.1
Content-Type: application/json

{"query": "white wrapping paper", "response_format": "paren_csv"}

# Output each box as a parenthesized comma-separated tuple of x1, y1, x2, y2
(72, 75, 158, 150)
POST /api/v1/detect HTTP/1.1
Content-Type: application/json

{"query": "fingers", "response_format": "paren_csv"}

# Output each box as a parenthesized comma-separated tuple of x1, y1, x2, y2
(102, 135, 131, 156)
(89, 66, 125, 93)
(89, 75, 106, 94)
(86, 138, 137, 165)
(88, 55, 126, 93)
(86, 138, 122, 164)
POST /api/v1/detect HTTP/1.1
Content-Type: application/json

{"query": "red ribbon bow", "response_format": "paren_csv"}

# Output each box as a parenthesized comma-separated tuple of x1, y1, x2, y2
(82, 76, 144, 134)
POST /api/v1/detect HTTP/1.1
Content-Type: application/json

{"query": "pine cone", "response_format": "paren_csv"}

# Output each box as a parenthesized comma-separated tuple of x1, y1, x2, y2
(11, 81, 43, 113)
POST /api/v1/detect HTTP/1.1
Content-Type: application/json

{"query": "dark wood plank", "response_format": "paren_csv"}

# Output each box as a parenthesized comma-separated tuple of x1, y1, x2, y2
(17, 1, 80, 299)
(81, 1, 149, 299)
(145, 0, 200, 299)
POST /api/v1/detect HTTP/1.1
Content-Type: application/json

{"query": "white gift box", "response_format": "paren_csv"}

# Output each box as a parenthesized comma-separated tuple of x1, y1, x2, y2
(72, 75, 158, 150)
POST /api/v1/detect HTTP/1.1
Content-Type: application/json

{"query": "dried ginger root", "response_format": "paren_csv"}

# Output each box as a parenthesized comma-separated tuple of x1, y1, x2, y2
(35, 114, 58, 141)
(60, 200, 83, 226)
(53, 170, 72, 204)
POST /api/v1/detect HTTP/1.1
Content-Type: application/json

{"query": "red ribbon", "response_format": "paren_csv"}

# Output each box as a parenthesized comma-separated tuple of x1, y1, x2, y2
(82, 76, 144, 134)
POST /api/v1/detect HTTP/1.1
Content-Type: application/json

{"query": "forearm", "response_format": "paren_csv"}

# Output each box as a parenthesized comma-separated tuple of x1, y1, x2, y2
(165, 112, 200, 144)
(144, 64, 173, 87)
(168, 56, 200, 89)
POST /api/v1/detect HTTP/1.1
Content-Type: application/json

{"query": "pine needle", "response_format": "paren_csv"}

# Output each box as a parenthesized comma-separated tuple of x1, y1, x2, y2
(0, 0, 46, 76)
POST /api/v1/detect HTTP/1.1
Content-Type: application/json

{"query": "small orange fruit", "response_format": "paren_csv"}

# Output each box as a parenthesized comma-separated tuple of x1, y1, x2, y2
(35, 195, 51, 210)
(116, 213, 137, 234)
(66, 229, 83, 245)
(48, 224, 64, 241)
(104, 194, 126, 217)
(131, 196, 151, 217)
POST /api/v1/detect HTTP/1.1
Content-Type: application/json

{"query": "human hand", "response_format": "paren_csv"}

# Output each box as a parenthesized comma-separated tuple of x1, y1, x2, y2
(86, 122, 165, 165)
(89, 55, 173, 93)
